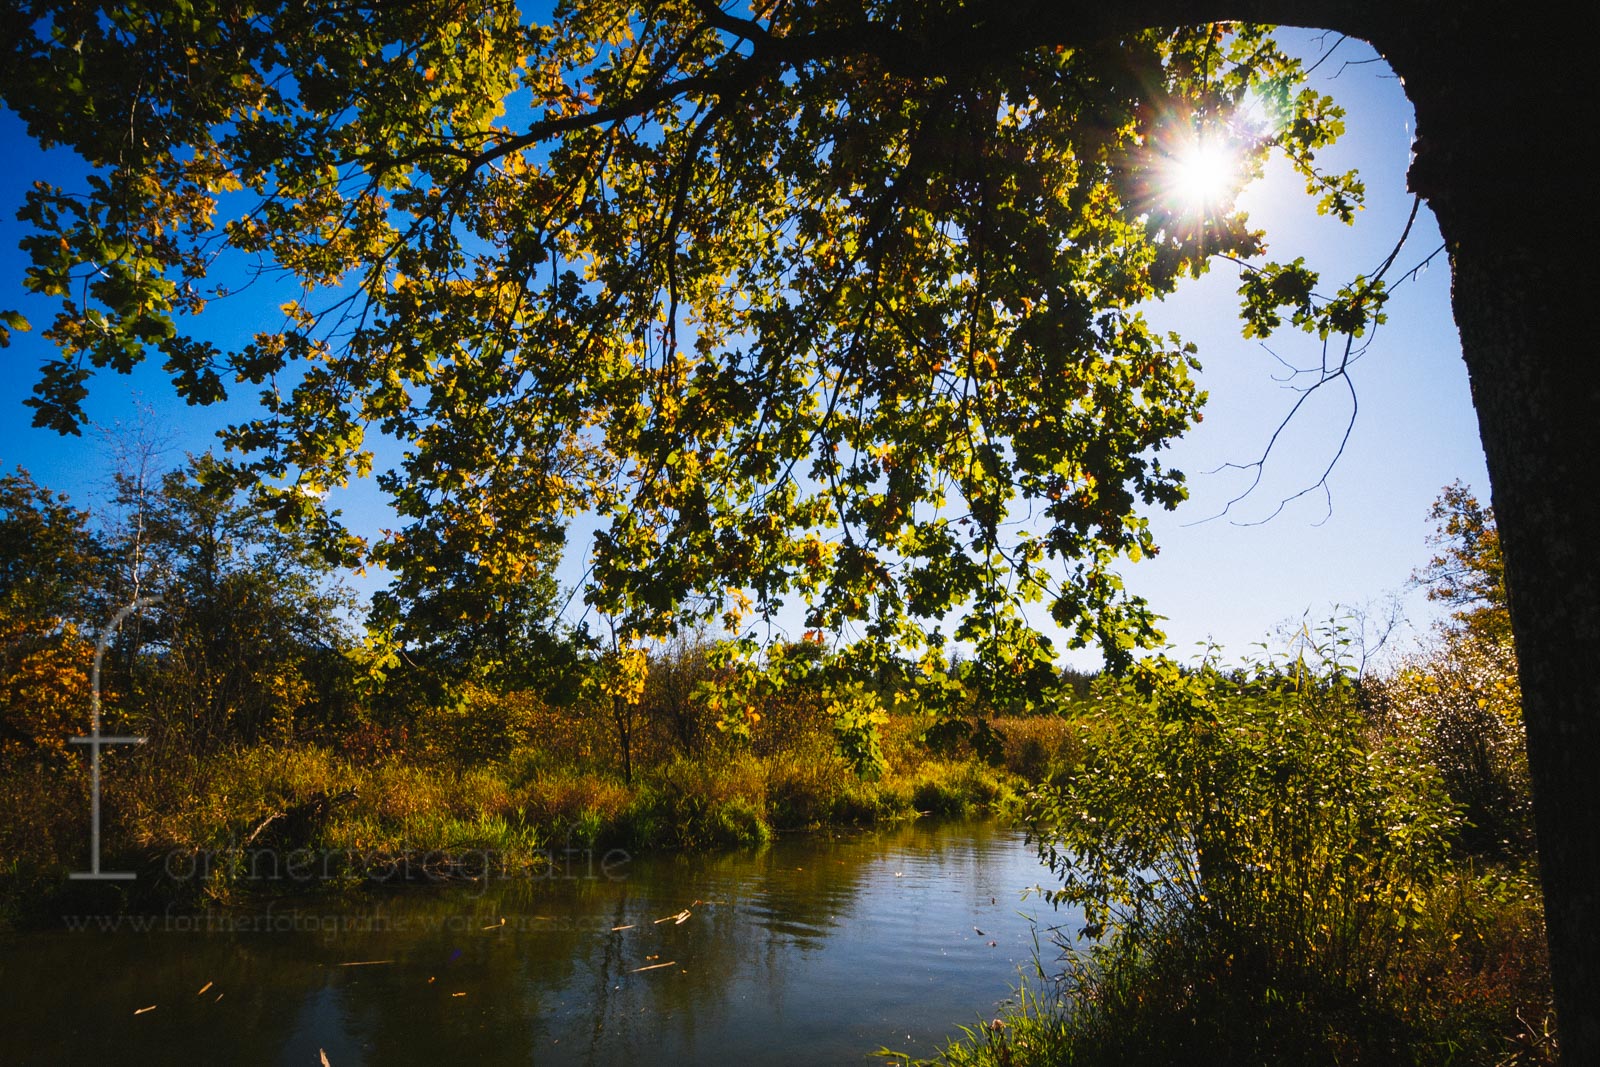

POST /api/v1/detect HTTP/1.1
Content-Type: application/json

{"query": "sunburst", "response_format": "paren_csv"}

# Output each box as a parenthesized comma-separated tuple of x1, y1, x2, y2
(1165, 136, 1238, 212)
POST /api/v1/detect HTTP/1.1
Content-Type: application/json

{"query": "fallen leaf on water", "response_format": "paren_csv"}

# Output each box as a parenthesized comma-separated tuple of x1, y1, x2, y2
(319, 1050, 332, 1067)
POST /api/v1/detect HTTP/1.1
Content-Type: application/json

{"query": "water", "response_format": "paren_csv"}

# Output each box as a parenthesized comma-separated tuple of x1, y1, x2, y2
(0, 820, 1078, 1065)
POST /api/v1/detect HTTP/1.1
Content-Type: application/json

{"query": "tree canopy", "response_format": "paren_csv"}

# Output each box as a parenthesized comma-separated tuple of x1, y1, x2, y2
(1, 2, 1382, 672)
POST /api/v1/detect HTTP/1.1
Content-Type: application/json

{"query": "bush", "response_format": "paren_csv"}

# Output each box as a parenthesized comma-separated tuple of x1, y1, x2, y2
(1023, 651, 1462, 1060)
(990, 715, 1082, 782)
(909, 761, 1014, 817)
(410, 685, 556, 766)
(1369, 633, 1532, 857)
(635, 755, 772, 849)
(763, 742, 859, 829)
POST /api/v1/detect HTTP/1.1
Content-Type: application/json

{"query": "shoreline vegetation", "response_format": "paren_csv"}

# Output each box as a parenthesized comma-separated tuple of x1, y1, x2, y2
(1, 698, 1063, 923)
(898, 624, 1552, 1066)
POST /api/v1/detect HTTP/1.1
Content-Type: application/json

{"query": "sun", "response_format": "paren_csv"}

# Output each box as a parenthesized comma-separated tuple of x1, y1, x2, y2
(1165, 136, 1238, 211)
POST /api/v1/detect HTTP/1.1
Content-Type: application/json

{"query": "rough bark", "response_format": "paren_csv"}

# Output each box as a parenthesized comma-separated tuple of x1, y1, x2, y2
(1377, 18, 1595, 1060)
(1449, 234, 1599, 1064)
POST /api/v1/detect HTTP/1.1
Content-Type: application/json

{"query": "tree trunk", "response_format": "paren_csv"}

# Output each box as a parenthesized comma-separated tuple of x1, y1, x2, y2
(1382, 21, 1597, 1060)
(1439, 238, 1597, 1062)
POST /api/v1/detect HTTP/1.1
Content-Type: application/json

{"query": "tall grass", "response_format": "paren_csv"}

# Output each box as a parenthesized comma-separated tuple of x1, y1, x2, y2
(1, 707, 1033, 921)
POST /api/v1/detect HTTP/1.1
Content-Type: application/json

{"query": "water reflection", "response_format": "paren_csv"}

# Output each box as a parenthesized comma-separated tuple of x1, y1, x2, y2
(0, 820, 1073, 1066)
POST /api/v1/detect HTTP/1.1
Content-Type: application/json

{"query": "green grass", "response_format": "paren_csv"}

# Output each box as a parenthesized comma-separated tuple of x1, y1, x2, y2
(0, 716, 1030, 921)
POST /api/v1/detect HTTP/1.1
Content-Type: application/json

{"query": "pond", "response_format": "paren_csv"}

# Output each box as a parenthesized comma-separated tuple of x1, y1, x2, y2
(0, 819, 1080, 1065)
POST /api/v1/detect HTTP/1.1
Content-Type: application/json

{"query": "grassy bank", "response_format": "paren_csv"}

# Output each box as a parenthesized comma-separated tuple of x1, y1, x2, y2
(0, 710, 1075, 923)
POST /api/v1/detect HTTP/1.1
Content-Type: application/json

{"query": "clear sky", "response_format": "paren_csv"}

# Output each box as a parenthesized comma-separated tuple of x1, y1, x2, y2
(0, 28, 1487, 667)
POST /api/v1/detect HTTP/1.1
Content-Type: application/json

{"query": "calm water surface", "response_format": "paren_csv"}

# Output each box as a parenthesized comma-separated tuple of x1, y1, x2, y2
(1, 819, 1078, 1065)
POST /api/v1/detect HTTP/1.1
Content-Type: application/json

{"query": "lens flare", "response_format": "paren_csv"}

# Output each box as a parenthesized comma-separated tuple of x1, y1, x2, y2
(1166, 137, 1237, 211)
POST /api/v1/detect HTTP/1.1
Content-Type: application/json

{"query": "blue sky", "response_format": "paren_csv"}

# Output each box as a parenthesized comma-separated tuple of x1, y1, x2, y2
(1115, 31, 1484, 665)
(0, 29, 1486, 666)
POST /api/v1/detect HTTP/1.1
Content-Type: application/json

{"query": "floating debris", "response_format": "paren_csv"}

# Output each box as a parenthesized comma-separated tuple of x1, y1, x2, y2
(611, 924, 636, 932)
(336, 960, 395, 967)
(451, 992, 467, 998)
(319, 1051, 332, 1067)
(196, 981, 213, 996)
(630, 961, 677, 974)
(481, 918, 506, 931)
(133, 1005, 156, 1016)
(653, 909, 692, 925)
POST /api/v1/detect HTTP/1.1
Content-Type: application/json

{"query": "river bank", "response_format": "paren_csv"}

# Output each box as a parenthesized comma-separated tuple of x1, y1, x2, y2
(2, 713, 1077, 925)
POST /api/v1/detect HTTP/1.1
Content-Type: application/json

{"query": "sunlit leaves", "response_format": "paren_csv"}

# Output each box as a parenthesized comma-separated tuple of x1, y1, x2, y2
(1239, 258, 1387, 341)
(2, 4, 1358, 680)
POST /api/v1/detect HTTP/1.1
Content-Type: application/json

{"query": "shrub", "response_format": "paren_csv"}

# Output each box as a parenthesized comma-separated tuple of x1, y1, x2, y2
(409, 684, 556, 766)
(636, 755, 772, 849)
(1023, 651, 1462, 1060)
(1369, 633, 1532, 857)
(909, 760, 1013, 817)
(639, 633, 725, 756)
(764, 742, 857, 829)
(990, 715, 1082, 782)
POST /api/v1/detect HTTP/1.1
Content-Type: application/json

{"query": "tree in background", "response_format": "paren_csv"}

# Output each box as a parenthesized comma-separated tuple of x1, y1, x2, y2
(1374, 484, 1529, 856)
(367, 508, 569, 709)
(1414, 482, 1509, 646)
(109, 455, 360, 750)
(0, 468, 103, 757)
(0, 467, 106, 625)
